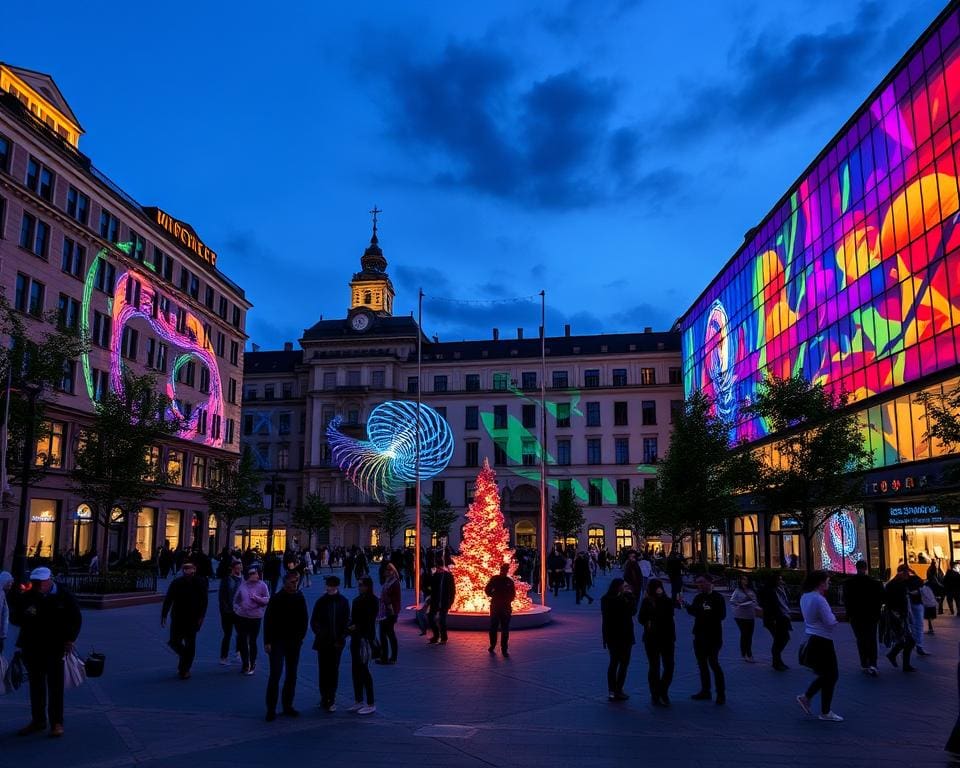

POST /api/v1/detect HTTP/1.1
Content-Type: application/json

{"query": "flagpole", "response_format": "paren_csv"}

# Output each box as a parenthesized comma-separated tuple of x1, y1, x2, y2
(414, 288, 423, 603)
(539, 290, 548, 606)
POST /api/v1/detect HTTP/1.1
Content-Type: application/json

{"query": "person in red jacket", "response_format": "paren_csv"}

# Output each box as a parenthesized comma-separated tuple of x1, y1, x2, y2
(376, 564, 401, 664)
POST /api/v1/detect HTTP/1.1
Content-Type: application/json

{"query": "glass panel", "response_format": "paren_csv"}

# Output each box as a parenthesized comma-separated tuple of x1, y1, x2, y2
(136, 507, 156, 559)
(165, 509, 182, 550)
(27, 499, 58, 558)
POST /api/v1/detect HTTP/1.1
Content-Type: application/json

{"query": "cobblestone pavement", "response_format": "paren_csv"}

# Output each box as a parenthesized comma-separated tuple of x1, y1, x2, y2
(1, 572, 958, 767)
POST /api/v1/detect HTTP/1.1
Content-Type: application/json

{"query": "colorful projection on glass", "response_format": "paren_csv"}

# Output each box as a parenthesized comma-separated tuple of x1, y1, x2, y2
(327, 401, 454, 502)
(81, 245, 225, 447)
(682, 10, 960, 446)
(816, 508, 866, 574)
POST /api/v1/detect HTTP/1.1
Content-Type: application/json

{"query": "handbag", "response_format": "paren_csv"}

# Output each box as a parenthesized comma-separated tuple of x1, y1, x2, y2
(3, 650, 27, 693)
(798, 639, 813, 669)
(64, 650, 86, 689)
(84, 651, 106, 678)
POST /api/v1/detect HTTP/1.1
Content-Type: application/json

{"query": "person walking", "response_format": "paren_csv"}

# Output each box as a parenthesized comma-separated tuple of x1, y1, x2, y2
(547, 547, 565, 597)
(234, 564, 271, 675)
(218, 559, 243, 665)
(638, 555, 653, 596)
(311, 575, 350, 711)
(882, 564, 917, 672)
(637, 578, 677, 707)
(348, 576, 378, 715)
(922, 578, 939, 634)
(0, 570, 12, 655)
(485, 564, 517, 657)
(376, 563, 401, 664)
(759, 572, 792, 671)
(160, 559, 208, 680)
(842, 560, 884, 676)
(623, 550, 643, 596)
(427, 562, 456, 645)
(263, 571, 309, 721)
(563, 553, 574, 591)
(687, 575, 726, 705)
(730, 574, 758, 663)
(573, 553, 594, 605)
(944, 561, 960, 615)
(665, 551, 684, 600)
(8, 567, 82, 738)
(601, 578, 636, 702)
(343, 549, 355, 589)
(796, 571, 843, 722)
(904, 567, 929, 655)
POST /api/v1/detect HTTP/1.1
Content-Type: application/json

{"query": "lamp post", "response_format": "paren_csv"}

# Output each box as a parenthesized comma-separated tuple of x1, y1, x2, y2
(11, 382, 43, 581)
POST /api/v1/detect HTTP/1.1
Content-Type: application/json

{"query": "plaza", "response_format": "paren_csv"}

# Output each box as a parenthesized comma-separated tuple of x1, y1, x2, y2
(0, 572, 956, 768)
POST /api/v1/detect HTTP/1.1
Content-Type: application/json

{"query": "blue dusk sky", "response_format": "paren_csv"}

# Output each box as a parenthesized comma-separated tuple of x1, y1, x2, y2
(2, 0, 946, 347)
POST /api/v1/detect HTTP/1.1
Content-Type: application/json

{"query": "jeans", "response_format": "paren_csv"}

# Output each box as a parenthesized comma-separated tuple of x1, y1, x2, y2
(235, 616, 262, 671)
(804, 635, 838, 714)
(350, 640, 374, 705)
(606, 644, 631, 694)
(168, 623, 199, 675)
(489, 608, 512, 651)
(909, 603, 925, 649)
(850, 618, 879, 668)
(734, 618, 755, 658)
(693, 639, 725, 695)
(644, 640, 674, 698)
(24, 652, 65, 726)
(219, 612, 238, 660)
(317, 644, 344, 708)
(266, 642, 301, 714)
(768, 617, 791, 666)
(428, 608, 449, 641)
(379, 615, 398, 662)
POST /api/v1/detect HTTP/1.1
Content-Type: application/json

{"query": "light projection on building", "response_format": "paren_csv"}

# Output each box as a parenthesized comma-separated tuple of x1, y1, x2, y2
(682, 10, 960, 461)
(80, 245, 224, 447)
(816, 508, 866, 574)
(327, 401, 454, 502)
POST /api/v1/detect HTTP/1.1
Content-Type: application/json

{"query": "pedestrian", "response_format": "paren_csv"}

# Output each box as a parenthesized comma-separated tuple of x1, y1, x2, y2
(759, 572, 792, 671)
(638, 555, 653, 596)
(160, 560, 208, 680)
(0, 570, 12, 655)
(348, 576, 378, 715)
(7, 567, 82, 737)
(600, 578, 636, 702)
(263, 571, 308, 721)
(882, 564, 917, 672)
(927, 558, 945, 615)
(842, 560, 884, 676)
(375, 563, 401, 665)
(904, 567, 929, 655)
(944, 561, 960, 615)
(218, 559, 243, 665)
(563, 553, 574, 591)
(427, 561, 456, 645)
(343, 548, 355, 589)
(547, 547, 565, 597)
(485, 564, 517, 658)
(637, 578, 677, 707)
(665, 550, 684, 599)
(922, 579, 938, 635)
(234, 563, 271, 675)
(623, 550, 643, 596)
(730, 574, 758, 663)
(302, 551, 313, 588)
(687, 575, 726, 705)
(796, 570, 843, 722)
(311, 575, 350, 712)
(573, 553, 594, 605)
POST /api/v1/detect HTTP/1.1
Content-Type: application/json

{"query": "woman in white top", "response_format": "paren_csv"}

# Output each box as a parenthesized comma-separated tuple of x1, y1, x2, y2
(730, 575, 758, 663)
(796, 571, 842, 722)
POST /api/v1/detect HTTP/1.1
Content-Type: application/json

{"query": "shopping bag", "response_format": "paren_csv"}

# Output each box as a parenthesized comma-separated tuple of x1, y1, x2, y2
(0, 655, 7, 694)
(84, 651, 105, 678)
(3, 650, 26, 693)
(64, 650, 86, 689)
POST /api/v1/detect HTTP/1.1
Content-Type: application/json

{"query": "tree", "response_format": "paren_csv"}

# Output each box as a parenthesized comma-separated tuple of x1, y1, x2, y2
(550, 486, 585, 545)
(914, 382, 960, 510)
(422, 488, 458, 543)
(291, 492, 332, 550)
(654, 390, 752, 564)
(378, 495, 408, 549)
(71, 374, 183, 572)
(614, 485, 661, 549)
(744, 375, 871, 570)
(204, 446, 263, 548)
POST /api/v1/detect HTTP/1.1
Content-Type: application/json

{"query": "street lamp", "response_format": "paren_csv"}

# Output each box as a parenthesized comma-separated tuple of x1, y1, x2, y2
(11, 382, 44, 580)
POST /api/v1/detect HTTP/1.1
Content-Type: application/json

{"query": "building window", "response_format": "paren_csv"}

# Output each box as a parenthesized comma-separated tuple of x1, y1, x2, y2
(264, 385, 274, 400)
(190, 455, 207, 488)
(407, 376, 418, 394)
(586, 401, 601, 427)
(521, 371, 537, 390)
(121, 326, 138, 361)
(230, 341, 239, 366)
(189, 275, 200, 300)
(465, 374, 480, 391)
(346, 370, 360, 387)
(642, 400, 657, 425)
(732, 514, 759, 569)
(57, 293, 80, 331)
(278, 413, 291, 435)
(20, 213, 49, 258)
(556, 402, 571, 428)
(404, 486, 417, 507)
(434, 375, 448, 392)
(588, 479, 603, 506)
(584, 369, 600, 388)
(282, 382, 292, 399)
(17, 275, 45, 317)
(159, 250, 173, 281)
(199, 366, 210, 394)
(616, 479, 630, 506)
(26, 499, 58, 558)
(588, 525, 606, 549)
(66, 186, 90, 225)
(0, 196, 5, 238)
(432, 480, 446, 501)
(0, 134, 10, 172)
(232, 305, 242, 329)
(587, 438, 602, 464)
(322, 372, 337, 390)
(59, 360, 75, 395)
(204, 285, 215, 309)
(612, 368, 627, 387)
(226, 419, 235, 444)
(616, 527, 633, 554)
(522, 439, 537, 466)
(465, 441, 479, 467)
(99, 209, 119, 242)
(493, 439, 508, 466)
(371, 370, 385, 388)
(26, 156, 54, 201)
(465, 406, 479, 430)
(641, 367, 656, 385)
(552, 370, 569, 388)
(493, 405, 507, 429)
(615, 438, 630, 465)
(522, 403, 536, 429)
(277, 446, 290, 471)
(167, 450, 184, 486)
(129, 230, 146, 262)
(91, 369, 107, 401)
(614, 401, 628, 426)
(243, 414, 254, 435)
(557, 439, 571, 466)
(14, 273, 27, 313)
(493, 372, 509, 391)
(670, 399, 684, 423)
(35, 421, 65, 468)
(61, 237, 85, 278)
(643, 437, 658, 464)
(668, 367, 682, 385)
(94, 259, 116, 295)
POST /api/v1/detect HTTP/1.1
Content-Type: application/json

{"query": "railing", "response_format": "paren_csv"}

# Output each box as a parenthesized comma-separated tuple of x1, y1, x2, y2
(56, 571, 158, 594)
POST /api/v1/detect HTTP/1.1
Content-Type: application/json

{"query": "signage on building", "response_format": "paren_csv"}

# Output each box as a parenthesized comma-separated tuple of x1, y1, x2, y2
(883, 503, 958, 527)
(143, 207, 217, 267)
(30, 513, 56, 523)
(865, 474, 929, 496)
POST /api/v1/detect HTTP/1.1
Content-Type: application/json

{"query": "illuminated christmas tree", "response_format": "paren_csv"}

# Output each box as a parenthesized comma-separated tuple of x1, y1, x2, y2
(451, 460, 533, 613)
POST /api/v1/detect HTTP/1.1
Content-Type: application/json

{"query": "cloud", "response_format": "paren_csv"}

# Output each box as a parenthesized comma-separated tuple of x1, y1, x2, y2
(393, 264, 454, 295)
(540, 0, 644, 39)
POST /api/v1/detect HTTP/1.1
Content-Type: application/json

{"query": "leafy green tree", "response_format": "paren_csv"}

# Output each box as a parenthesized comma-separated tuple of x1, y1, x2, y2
(914, 382, 960, 508)
(744, 375, 871, 569)
(422, 488, 458, 543)
(291, 492, 332, 550)
(550, 486, 585, 545)
(71, 374, 183, 572)
(378, 495, 409, 548)
(614, 485, 663, 549)
(204, 446, 264, 547)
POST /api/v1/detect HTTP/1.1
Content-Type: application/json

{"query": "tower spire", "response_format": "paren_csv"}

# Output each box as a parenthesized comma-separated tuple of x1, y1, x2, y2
(369, 205, 382, 243)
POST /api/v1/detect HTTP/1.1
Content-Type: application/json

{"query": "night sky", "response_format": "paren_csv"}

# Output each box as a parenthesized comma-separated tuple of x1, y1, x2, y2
(2, 1, 946, 347)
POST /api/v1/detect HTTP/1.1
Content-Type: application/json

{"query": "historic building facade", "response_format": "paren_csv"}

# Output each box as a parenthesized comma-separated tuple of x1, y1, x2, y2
(243, 227, 681, 553)
(0, 63, 250, 567)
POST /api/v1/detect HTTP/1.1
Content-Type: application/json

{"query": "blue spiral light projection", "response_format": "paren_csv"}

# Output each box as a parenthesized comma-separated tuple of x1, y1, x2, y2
(327, 401, 454, 502)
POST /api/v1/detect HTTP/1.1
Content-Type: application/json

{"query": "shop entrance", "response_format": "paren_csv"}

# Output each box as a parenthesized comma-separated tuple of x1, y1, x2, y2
(885, 524, 960, 569)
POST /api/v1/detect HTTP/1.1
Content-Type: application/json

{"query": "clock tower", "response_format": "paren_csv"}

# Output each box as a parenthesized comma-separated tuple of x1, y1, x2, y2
(348, 206, 395, 320)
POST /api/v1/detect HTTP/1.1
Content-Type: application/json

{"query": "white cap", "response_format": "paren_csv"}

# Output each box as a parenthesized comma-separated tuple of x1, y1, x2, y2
(29, 566, 52, 580)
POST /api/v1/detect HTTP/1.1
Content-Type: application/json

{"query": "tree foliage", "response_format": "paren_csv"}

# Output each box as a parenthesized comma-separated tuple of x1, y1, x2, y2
(422, 488, 458, 541)
(744, 375, 871, 569)
(378, 495, 409, 548)
(204, 446, 263, 543)
(614, 485, 663, 545)
(291, 492, 332, 550)
(550, 486, 585, 543)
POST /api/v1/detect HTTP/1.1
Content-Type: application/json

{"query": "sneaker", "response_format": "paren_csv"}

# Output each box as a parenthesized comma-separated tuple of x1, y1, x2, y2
(819, 711, 844, 722)
(326, 704, 337, 712)
(358, 705, 376, 715)
(219, 657, 230, 666)
(917, 648, 930, 656)
(242, 667, 255, 676)
(608, 691, 616, 701)
(347, 702, 364, 712)
(796, 695, 812, 715)
(612, 692, 629, 701)
(868, 666, 878, 676)
(428, 638, 439, 645)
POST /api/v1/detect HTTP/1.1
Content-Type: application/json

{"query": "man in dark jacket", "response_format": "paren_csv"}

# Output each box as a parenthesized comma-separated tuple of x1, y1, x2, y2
(343, 549, 355, 589)
(9, 567, 82, 737)
(843, 559, 884, 675)
(218, 559, 242, 664)
(945, 561, 960, 615)
(686, 575, 726, 705)
(263, 571, 309, 721)
(484, 564, 516, 657)
(160, 560, 208, 679)
(665, 551, 684, 599)
(311, 575, 350, 711)
(623, 551, 643, 596)
(428, 563, 456, 645)
(573, 553, 594, 605)
(759, 573, 792, 671)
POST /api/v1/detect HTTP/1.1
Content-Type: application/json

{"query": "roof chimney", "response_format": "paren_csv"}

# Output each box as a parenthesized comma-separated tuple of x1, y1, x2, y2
(283, 341, 293, 352)
(493, 328, 499, 341)
(564, 324, 571, 337)
(517, 328, 523, 340)
(644, 327, 653, 333)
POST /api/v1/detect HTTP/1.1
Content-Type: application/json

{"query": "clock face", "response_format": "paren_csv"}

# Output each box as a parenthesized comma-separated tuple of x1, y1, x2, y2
(351, 313, 370, 332)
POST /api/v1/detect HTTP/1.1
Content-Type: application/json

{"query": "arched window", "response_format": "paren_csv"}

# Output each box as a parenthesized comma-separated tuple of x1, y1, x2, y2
(515, 520, 536, 548)
(588, 525, 605, 549)
(363, 290, 372, 305)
